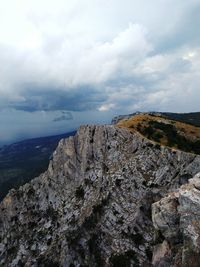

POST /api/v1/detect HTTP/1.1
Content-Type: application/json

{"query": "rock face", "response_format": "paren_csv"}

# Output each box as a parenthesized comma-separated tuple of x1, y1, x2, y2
(0, 125, 200, 266)
(152, 172, 200, 267)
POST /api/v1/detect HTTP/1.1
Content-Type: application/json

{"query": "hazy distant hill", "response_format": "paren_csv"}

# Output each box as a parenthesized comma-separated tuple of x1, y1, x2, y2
(161, 112, 200, 126)
(0, 131, 76, 200)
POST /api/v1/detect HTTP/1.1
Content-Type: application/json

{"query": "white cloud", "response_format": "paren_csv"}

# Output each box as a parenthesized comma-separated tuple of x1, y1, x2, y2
(98, 103, 115, 112)
(0, 23, 151, 96)
(0, 0, 200, 143)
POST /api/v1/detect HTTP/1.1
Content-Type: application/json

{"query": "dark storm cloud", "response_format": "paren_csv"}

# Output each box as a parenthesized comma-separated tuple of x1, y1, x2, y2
(53, 111, 73, 122)
(8, 86, 106, 112)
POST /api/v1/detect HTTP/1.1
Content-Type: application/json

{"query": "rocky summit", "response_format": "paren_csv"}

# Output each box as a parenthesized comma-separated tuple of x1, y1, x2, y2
(0, 124, 200, 266)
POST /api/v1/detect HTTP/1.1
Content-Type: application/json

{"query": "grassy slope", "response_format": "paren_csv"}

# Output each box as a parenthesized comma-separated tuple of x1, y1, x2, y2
(117, 114, 200, 155)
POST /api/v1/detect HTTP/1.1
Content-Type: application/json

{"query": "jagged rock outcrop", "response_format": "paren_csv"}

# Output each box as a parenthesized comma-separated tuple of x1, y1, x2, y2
(152, 172, 200, 267)
(0, 125, 200, 267)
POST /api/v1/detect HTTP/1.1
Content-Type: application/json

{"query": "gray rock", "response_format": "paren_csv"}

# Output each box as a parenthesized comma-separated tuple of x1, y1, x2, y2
(152, 172, 200, 267)
(152, 241, 171, 267)
(0, 125, 199, 266)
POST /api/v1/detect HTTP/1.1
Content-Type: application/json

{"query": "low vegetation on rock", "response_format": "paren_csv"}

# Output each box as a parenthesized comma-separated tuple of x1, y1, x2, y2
(117, 113, 200, 154)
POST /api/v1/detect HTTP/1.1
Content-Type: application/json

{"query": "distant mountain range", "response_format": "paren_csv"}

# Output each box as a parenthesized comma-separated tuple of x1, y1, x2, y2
(0, 131, 76, 200)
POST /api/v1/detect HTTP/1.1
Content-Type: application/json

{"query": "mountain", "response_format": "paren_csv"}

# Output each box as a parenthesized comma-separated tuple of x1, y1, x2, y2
(0, 118, 200, 266)
(116, 113, 200, 154)
(0, 132, 76, 201)
(161, 111, 200, 126)
(112, 111, 200, 126)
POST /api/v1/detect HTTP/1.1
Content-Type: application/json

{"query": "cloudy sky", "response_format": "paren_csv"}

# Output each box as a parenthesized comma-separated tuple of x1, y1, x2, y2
(0, 0, 200, 145)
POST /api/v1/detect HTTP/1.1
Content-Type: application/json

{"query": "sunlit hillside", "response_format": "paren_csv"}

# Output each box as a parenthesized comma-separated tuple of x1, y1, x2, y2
(117, 113, 200, 154)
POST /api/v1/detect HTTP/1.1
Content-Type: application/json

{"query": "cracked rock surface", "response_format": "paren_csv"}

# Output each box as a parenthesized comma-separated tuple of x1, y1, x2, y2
(0, 125, 200, 266)
(152, 172, 200, 267)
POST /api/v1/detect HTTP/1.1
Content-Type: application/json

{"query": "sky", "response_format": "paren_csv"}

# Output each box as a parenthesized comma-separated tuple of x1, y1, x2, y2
(0, 0, 200, 145)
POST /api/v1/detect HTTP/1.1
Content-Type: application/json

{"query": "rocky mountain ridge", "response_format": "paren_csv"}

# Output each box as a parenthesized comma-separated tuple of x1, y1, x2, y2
(112, 112, 200, 126)
(116, 113, 200, 155)
(0, 131, 76, 201)
(0, 124, 200, 266)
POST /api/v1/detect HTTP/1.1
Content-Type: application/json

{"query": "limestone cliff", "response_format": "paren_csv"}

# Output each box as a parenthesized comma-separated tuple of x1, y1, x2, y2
(152, 172, 200, 267)
(0, 125, 200, 266)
